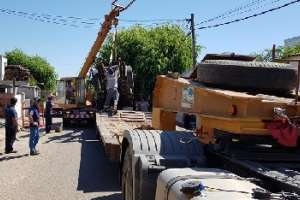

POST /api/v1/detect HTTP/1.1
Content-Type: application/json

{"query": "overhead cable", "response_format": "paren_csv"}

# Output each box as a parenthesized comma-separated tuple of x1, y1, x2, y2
(0, 8, 100, 29)
(119, 18, 187, 23)
(198, 0, 300, 30)
(197, 0, 284, 26)
(122, 0, 137, 11)
(197, 0, 270, 25)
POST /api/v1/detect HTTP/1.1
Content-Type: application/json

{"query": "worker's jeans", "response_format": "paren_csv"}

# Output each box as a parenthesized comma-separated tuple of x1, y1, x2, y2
(29, 127, 40, 152)
(45, 115, 52, 133)
(104, 88, 119, 109)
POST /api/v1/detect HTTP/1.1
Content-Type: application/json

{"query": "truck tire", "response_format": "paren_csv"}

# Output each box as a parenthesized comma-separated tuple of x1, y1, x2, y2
(122, 148, 133, 200)
(121, 130, 206, 200)
(197, 60, 297, 94)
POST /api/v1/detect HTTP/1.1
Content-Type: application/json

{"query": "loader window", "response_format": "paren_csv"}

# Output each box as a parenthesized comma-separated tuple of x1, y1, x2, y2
(66, 81, 75, 104)
(56, 80, 66, 104)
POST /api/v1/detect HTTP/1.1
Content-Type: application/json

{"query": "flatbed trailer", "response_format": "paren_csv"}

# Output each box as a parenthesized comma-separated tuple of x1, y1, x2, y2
(96, 110, 152, 161)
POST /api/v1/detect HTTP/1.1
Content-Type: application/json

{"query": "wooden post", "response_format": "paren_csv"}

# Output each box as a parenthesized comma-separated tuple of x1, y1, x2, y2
(272, 44, 276, 61)
(191, 13, 197, 68)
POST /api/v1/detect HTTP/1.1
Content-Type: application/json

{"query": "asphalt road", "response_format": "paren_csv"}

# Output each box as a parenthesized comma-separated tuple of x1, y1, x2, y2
(0, 127, 121, 200)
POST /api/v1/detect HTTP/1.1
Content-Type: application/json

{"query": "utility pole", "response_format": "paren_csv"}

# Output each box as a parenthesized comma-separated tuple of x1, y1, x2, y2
(272, 44, 276, 61)
(191, 13, 197, 68)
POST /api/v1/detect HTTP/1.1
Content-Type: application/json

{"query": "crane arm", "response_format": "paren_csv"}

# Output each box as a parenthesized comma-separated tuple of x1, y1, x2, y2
(79, 8, 121, 78)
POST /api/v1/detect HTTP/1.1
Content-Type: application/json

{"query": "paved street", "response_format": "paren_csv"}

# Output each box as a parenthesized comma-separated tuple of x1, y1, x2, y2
(0, 127, 121, 200)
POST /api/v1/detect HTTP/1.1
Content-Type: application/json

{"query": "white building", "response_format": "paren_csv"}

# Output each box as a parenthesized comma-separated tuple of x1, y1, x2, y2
(0, 55, 7, 80)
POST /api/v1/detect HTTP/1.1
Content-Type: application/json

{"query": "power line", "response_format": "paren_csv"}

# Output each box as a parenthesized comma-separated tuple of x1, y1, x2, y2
(197, 0, 270, 25)
(198, 0, 300, 30)
(197, 0, 284, 26)
(119, 18, 187, 23)
(122, 0, 137, 11)
(0, 8, 100, 29)
(0, 8, 100, 22)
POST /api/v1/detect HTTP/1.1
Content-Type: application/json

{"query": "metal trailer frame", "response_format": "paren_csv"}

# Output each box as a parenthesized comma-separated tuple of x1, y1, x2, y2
(121, 75, 300, 199)
(152, 75, 300, 144)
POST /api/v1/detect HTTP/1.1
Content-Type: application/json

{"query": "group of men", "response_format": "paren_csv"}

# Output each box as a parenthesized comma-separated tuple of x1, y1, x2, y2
(4, 95, 54, 156)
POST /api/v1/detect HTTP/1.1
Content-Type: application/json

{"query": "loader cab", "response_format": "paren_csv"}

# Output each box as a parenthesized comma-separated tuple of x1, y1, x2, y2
(56, 77, 86, 106)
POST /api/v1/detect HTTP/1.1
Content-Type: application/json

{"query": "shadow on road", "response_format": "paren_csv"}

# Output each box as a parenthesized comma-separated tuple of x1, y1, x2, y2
(91, 193, 122, 200)
(77, 129, 120, 193)
(44, 129, 83, 144)
(0, 153, 29, 162)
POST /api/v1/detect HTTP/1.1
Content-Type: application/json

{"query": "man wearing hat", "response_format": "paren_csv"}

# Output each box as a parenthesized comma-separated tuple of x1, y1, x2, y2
(4, 97, 18, 154)
(29, 97, 41, 155)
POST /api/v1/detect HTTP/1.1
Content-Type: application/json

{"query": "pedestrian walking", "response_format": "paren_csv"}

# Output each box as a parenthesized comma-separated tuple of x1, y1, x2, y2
(4, 97, 18, 154)
(29, 97, 41, 156)
(45, 95, 53, 134)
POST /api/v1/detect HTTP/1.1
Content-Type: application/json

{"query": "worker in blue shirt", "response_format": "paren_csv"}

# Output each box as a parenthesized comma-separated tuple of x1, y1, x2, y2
(29, 97, 41, 156)
(4, 97, 18, 154)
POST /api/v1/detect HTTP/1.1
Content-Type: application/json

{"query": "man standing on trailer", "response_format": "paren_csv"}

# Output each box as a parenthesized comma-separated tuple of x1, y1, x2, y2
(104, 61, 120, 112)
(4, 97, 18, 154)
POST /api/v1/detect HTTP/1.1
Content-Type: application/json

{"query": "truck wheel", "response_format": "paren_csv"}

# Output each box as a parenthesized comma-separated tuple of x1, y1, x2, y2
(197, 60, 297, 94)
(122, 148, 133, 200)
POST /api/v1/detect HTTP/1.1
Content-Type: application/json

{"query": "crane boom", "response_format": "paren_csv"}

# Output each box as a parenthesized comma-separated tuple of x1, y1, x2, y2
(79, 7, 121, 78)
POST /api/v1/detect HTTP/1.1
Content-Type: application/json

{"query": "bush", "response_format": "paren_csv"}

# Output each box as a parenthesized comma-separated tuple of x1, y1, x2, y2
(5, 49, 58, 91)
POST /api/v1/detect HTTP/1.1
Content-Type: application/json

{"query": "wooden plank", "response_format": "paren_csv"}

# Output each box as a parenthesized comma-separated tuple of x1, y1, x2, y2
(96, 111, 152, 162)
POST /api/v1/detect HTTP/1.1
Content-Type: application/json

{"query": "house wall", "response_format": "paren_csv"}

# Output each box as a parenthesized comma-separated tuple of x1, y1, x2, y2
(284, 55, 300, 68)
(0, 93, 23, 120)
(17, 86, 40, 99)
(0, 55, 7, 81)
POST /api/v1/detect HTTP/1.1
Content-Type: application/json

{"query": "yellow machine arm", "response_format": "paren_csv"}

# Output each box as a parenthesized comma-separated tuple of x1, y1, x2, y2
(79, 6, 122, 78)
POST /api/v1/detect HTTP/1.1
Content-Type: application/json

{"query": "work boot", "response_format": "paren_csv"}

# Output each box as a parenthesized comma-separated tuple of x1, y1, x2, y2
(30, 150, 40, 156)
(112, 108, 118, 115)
(5, 150, 17, 154)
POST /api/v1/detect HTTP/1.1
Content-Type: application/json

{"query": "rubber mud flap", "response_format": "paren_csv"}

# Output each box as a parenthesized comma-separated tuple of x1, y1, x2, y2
(197, 60, 297, 94)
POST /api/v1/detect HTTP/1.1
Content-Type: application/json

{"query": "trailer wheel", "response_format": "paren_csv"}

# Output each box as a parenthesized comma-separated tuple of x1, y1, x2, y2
(197, 60, 297, 94)
(122, 148, 133, 200)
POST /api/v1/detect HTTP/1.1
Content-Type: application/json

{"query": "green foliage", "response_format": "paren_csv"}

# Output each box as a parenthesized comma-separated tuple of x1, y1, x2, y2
(254, 43, 300, 61)
(5, 49, 58, 91)
(282, 43, 300, 58)
(97, 25, 199, 97)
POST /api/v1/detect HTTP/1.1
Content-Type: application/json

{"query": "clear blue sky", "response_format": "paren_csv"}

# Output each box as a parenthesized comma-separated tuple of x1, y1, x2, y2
(0, 0, 299, 77)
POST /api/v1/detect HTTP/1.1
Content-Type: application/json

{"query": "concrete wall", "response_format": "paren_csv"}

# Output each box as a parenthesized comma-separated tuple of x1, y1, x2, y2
(17, 86, 40, 99)
(0, 80, 40, 99)
(0, 93, 23, 120)
(0, 55, 7, 81)
(284, 55, 300, 68)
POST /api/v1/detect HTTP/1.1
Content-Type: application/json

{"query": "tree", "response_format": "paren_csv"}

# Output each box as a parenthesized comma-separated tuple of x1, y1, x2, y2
(254, 43, 300, 61)
(5, 49, 58, 91)
(96, 25, 200, 98)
